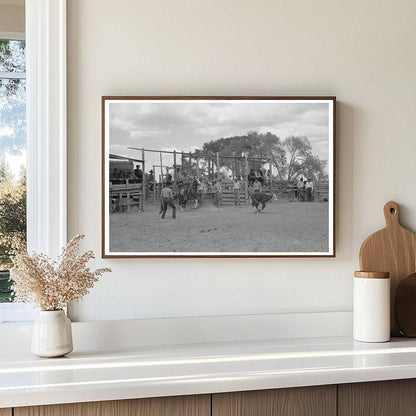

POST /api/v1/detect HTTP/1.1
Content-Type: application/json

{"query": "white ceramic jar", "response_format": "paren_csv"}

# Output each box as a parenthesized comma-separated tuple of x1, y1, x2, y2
(31, 310, 73, 357)
(353, 271, 390, 343)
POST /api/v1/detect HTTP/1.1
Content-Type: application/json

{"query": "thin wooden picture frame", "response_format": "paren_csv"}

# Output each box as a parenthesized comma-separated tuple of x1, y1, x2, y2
(102, 96, 336, 258)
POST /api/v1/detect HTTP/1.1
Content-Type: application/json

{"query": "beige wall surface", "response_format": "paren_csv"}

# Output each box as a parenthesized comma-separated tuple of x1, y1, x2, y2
(67, 0, 416, 321)
(0, 4, 24, 33)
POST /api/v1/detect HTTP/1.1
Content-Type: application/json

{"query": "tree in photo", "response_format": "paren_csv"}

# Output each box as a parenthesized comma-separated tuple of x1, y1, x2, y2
(0, 161, 26, 302)
(196, 132, 327, 183)
(198, 131, 286, 179)
(302, 154, 328, 182)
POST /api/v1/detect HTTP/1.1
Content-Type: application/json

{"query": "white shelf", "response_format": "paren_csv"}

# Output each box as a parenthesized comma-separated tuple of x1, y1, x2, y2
(2, 336, 416, 408)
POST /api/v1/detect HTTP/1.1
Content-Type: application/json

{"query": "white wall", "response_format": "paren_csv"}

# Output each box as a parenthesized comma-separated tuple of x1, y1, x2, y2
(67, 0, 416, 322)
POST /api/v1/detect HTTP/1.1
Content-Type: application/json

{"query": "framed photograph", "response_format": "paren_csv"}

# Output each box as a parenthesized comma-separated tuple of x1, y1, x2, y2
(102, 96, 336, 258)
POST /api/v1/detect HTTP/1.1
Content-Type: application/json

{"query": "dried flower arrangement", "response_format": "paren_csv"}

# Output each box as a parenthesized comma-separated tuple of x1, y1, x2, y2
(10, 234, 111, 311)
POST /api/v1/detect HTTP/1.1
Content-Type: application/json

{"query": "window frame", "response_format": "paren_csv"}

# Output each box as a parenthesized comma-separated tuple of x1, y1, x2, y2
(26, 0, 67, 257)
(0, 31, 24, 41)
(0, 0, 67, 323)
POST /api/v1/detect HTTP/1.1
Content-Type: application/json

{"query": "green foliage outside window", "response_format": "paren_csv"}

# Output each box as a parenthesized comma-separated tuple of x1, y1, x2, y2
(0, 38, 27, 302)
(0, 162, 26, 302)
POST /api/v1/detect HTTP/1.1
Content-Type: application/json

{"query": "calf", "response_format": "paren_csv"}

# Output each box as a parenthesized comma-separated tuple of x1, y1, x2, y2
(251, 192, 277, 212)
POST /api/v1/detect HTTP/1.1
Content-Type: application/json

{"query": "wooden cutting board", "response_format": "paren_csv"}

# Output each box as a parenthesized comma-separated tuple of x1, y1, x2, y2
(359, 201, 416, 336)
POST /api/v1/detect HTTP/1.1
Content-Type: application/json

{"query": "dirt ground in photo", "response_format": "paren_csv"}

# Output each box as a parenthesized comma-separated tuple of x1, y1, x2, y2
(109, 201, 329, 253)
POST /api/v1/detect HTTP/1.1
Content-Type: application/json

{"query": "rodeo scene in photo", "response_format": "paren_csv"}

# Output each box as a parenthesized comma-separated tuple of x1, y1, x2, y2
(107, 100, 331, 254)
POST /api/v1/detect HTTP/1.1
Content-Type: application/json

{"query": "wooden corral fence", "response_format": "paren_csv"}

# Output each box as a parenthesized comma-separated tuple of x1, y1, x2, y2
(109, 151, 329, 214)
(110, 180, 143, 213)
(216, 180, 330, 205)
(148, 183, 162, 204)
(270, 180, 329, 201)
(219, 180, 245, 206)
(220, 179, 329, 205)
(313, 180, 329, 201)
(109, 178, 329, 213)
(269, 180, 295, 198)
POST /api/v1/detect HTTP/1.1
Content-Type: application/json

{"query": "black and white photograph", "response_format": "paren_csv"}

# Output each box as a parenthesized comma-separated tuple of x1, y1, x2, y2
(102, 97, 335, 257)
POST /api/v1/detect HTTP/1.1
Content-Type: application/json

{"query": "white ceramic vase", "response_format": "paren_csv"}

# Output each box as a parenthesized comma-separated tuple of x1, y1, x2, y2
(31, 310, 73, 358)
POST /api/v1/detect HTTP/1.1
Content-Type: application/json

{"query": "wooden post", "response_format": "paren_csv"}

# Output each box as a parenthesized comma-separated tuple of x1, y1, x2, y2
(244, 153, 249, 205)
(189, 153, 192, 177)
(196, 157, 200, 177)
(269, 156, 273, 193)
(216, 152, 220, 180)
(173, 150, 177, 193)
(141, 148, 146, 210)
(160, 152, 164, 185)
(181, 152, 184, 174)
(153, 165, 156, 206)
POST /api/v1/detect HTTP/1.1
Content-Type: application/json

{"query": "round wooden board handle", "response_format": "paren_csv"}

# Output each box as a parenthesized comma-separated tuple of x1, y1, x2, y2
(384, 201, 400, 228)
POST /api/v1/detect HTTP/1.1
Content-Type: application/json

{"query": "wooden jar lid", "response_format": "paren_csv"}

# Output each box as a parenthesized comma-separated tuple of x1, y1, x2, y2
(354, 271, 390, 279)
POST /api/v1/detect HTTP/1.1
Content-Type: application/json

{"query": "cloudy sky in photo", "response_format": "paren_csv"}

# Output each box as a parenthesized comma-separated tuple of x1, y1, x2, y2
(108, 100, 330, 174)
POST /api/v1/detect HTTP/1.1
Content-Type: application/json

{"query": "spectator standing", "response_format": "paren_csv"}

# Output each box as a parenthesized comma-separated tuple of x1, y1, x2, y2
(265, 169, 272, 186)
(233, 178, 242, 205)
(305, 178, 314, 202)
(198, 177, 206, 205)
(296, 178, 304, 201)
(213, 180, 222, 207)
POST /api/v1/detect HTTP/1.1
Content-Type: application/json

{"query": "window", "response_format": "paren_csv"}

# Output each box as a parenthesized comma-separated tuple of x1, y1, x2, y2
(0, 1, 67, 324)
(0, 34, 26, 308)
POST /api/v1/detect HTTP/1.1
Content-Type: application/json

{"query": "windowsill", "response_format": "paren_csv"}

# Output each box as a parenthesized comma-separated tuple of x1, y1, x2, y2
(0, 303, 35, 324)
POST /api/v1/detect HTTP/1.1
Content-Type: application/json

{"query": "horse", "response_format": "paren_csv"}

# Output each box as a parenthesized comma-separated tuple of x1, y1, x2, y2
(173, 179, 199, 210)
(184, 178, 199, 209)
(175, 186, 188, 211)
